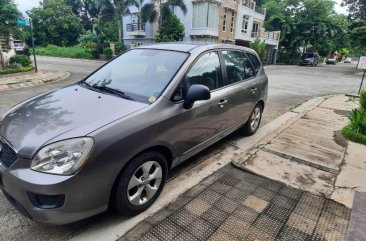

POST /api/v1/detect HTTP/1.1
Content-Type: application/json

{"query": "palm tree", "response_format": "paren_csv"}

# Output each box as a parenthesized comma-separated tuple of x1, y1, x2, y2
(99, 0, 138, 42)
(140, 0, 187, 31)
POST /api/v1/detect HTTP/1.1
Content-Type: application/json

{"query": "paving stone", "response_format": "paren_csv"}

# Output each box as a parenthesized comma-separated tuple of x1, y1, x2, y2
(263, 203, 292, 223)
(173, 230, 198, 241)
(299, 192, 325, 208)
(220, 216, 251, 240)
(138, 232, 160, 241)
(323, 199, 351, 218)
(245, 226, 276, 241)
(233, 205, 259, 224)
(253, 214, 284, 237)
(146, 209, 173, 225)
(242, 195, 269, 213)
(185, 218, 216, 241)
(234, 181, 257, 193)
(184, 198, 212, 216)
(167, 195, 193, 212)
(201, 207, 229, 227)
(214, 196, 239, 214)
(259, 179, 284, 193)
(271, 194, 298, 210)
(225, 187, 251, 202)
(150, 218, 183, 241)
(217, 175, 241, 186)
(200, 174, 223, 186)
(209, 182, 232, 195)
(207, 229, 240, 241)
(168, 208, 199, 228)
(197, 189, 223, 205)
(287, 212, 317, 235)
(277, 225, 312, 241)
(316, 211, 349, 234)
(293, 201, 322, 221)
(279, 186, 303, 201)
(252, 187, 277, 202)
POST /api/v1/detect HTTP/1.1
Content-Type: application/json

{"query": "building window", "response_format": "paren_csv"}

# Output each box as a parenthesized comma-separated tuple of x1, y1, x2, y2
(252, 21, 259, 37)
(242, 15, 249, 34)
(192, 2, 219, 29)
(230, 12, 235, 33)
(223, 9, 227, 31)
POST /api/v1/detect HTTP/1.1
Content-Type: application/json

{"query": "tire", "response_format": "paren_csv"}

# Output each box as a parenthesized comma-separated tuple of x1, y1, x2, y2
(241, 103, 263, 136)
(112, 151, 168, 215)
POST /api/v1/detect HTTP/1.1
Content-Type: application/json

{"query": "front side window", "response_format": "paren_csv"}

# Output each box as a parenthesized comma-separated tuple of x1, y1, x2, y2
(222, 51, 246, 84)
(83, 49, 188, 103)
(187, 52, 223, 91)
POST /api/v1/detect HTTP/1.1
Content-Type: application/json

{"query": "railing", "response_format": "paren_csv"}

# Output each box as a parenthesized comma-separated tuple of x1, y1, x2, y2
(126, 23, 145, 32)
(251, 32, 259, 38)
(242, 0, 266, 15)
(263, 31, 280, 40)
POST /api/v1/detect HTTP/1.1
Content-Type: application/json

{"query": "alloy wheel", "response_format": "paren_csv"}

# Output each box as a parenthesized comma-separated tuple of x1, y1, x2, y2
(250, 106, 261, 131)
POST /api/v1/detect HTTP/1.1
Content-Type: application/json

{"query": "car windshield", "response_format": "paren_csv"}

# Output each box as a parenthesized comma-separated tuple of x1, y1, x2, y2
(83, 49, 189, 103)
(302, 53, 314, 59)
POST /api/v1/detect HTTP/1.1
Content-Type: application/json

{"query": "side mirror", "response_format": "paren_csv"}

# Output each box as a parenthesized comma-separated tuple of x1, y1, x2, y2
(183, 84, 211, 109)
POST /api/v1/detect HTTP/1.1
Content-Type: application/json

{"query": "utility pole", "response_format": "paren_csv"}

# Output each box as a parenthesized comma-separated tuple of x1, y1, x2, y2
(29, 18, 38, 73)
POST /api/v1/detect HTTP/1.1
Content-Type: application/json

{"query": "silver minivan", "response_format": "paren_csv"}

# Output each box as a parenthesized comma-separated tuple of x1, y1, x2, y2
(0, 43, 268, 224)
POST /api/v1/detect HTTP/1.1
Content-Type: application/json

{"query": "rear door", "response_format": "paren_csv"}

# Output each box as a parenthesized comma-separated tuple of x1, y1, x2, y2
(221, 50, 261, 128)
(177, 51, 232, 159)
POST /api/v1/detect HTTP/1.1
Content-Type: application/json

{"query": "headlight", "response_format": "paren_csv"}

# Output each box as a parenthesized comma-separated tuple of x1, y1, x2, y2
(31, 138, 94, 175)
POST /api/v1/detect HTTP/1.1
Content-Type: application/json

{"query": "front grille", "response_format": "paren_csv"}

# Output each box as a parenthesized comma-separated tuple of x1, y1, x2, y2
(0, 139, 18, 168)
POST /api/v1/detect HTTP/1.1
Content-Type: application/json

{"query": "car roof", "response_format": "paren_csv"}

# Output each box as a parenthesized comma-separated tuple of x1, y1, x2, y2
(137, 42, 257, 55)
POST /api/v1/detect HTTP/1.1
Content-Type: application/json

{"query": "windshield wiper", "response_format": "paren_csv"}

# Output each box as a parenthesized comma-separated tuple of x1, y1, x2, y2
(91, 85, 134, 101)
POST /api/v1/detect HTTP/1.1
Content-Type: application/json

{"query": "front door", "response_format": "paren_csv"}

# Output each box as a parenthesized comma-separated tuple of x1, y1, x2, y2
(178, 51, 231, 159)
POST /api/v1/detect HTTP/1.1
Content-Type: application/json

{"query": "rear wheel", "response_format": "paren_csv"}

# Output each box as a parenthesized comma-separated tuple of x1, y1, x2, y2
(113, 151, 168, 215)
(241, 104, 263, 136)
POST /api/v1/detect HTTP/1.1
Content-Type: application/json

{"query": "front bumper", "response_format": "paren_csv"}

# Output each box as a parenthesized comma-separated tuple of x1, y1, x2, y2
(0, 158, 109, 225)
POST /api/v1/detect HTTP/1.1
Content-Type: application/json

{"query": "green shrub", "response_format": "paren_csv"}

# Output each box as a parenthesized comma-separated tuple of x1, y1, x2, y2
(347, 108, 366, 135)
(360, 90, 366, 109)
(114, 42, 127, 55)
(0, 66, 34, 75)
(104, 47, 113, 60)
(9, 55, 31, 67)
(36, 45, 94, 59)
(342, 125, 366, 145)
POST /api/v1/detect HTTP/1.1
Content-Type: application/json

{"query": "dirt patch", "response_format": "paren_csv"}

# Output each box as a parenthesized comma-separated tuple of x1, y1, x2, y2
(334, 130, 348, 147)
(296, 173, 316, 186)
(318, 173, 334, 183)
(333, 109, 349, 117)
(244, 153, 257, 166)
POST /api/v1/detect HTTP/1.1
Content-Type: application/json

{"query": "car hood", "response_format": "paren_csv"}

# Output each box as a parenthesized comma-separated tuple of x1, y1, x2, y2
(0, 85, 147, 158)
(302, 58, 314, 61)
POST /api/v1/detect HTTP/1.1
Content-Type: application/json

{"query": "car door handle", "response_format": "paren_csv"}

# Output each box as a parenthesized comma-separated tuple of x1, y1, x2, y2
(218, 99, 228, 107)
(251, 87, 257, 93)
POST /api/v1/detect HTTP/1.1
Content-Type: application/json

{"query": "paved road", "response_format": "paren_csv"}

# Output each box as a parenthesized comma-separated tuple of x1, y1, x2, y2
(0, 56, 361, 241)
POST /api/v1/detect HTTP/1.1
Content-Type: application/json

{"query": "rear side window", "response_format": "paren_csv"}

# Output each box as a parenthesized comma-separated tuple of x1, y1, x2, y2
(246, 52, 261, 75)
(186, 51, 223, 91)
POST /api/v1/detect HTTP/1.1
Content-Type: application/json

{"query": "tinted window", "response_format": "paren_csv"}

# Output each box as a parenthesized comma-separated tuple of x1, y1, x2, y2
(243, 54, 256, 79)
(302, 53, 314, 59)
(222, 50, 246, 84)
(246, 53, 261, 74)
(84, 49, 188, 103)
(187, 52, 223, 91)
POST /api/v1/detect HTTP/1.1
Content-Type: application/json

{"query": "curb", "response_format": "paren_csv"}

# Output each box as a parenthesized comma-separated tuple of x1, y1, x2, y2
(37, 55, 107, 64)
(0, 71, 71, 92)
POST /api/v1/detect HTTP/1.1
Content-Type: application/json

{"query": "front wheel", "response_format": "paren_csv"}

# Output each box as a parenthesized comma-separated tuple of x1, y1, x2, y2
(241, 104, 263, 136)
(112, 151, 168, 215)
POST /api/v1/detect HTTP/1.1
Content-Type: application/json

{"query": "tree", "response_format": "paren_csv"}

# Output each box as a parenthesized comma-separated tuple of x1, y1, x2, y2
(155, 13, 184, 42)
(140, 0, 187, 32)
(28, 0, 83, 46)
(0, 0, 20, 68)
(342, 0, 366, 19)
(250, 38, 267, 60)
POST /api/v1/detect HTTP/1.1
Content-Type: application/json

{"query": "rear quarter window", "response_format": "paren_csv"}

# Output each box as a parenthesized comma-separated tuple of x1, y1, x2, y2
(246, 53, 261, 75)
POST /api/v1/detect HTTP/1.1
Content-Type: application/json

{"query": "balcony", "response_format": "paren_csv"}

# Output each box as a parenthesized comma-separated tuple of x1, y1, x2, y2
(126, 23, 146, 36)
(242, 0, 266, 15)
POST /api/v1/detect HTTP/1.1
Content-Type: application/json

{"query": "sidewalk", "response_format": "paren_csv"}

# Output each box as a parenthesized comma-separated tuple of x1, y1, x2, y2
(119, 95, 364, 241)
(0, 68, 70, 91)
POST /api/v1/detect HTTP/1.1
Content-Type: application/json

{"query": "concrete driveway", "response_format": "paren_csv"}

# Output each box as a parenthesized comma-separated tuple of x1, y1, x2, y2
(0, 57, 361, 241)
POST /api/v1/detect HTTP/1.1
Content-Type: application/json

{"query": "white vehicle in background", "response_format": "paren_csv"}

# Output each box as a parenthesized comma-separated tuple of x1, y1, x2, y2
(344, 57, 352, 63)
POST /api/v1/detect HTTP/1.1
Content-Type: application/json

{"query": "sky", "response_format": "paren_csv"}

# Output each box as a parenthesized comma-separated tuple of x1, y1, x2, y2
(14, 0, 349, 15)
